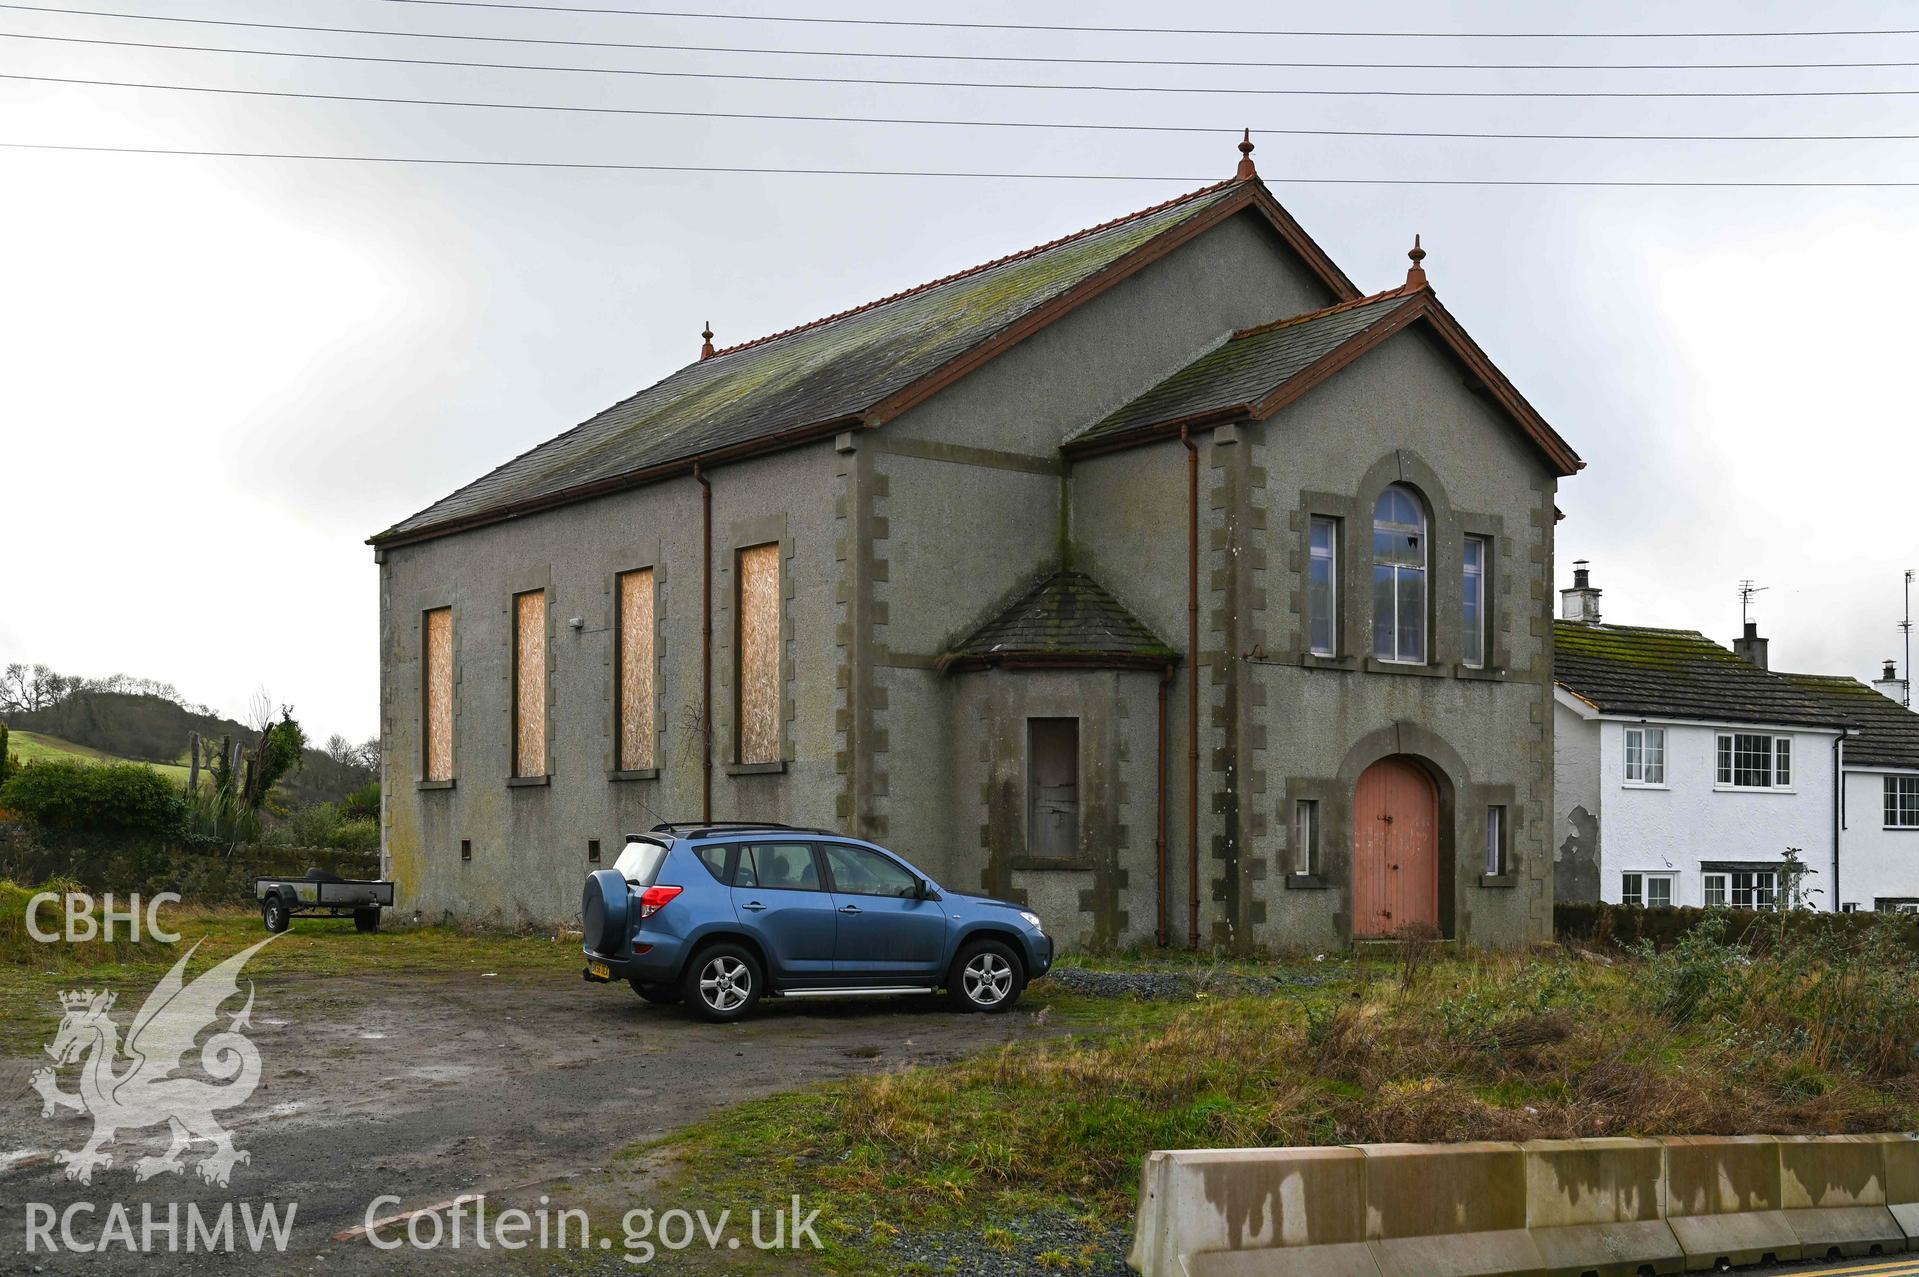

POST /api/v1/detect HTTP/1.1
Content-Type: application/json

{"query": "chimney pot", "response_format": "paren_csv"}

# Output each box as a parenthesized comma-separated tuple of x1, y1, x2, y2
(1886, 660, 1900, 681)
(1560, 560, 1602, 623)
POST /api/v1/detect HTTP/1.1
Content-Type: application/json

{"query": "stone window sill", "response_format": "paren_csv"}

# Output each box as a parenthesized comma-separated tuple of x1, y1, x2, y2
(416, 779, 456, 792)
(726, 760, 787, 776)
(1454, 664, 1507, 681)
(507, 774, 550, 788)
(1363, 658, 1447, 679)
(1298, 653, 1359, 672)
(608, 768, 659, 782)
(1282, 873, 1330, 891)
(1478, 873, 1517, 889)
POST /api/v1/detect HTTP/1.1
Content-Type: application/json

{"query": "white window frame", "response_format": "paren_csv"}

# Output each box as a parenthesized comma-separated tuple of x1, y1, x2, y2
(1308, 517, 1338, 658)
(1886, 775, 1919, 830)
(1293, 799, 1319, 876)
(1371, 484, 1428, 665)
(1714, 732, 1795, 791)
(1622, 726, 1667, 787)
(1702, 872, 1729, 908)
(1484, 805, 1507, 876)
(1727, 869, 1779, 911)
(1462, 535, 1488, 669)
(1620, 872, 1675, 908)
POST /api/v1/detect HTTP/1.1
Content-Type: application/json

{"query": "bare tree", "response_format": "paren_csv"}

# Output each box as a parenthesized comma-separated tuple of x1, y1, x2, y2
(0, 663, 79, 713)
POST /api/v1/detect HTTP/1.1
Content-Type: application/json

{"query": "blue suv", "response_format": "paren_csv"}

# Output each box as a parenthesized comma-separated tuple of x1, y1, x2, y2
(580, 823, 1053, 1022)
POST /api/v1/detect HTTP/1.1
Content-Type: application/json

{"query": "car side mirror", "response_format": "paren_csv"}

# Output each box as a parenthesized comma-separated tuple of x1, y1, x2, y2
(918, 879, 940, 901)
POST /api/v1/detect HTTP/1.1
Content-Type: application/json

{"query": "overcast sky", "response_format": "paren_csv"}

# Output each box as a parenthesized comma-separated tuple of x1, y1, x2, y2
(4, 0, 1917, 743)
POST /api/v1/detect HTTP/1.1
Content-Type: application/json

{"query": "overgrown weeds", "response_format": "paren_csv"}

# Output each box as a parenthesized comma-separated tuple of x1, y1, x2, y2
(656, 921, 1919, 1270)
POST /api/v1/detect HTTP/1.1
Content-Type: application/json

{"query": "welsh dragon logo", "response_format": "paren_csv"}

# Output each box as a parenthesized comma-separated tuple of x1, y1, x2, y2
(30, 934, 279, 1186)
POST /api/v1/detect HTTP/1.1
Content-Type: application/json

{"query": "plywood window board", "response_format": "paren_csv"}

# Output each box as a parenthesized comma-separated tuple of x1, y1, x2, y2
(737, 544, 781, 765)
(617, 568, 656, 771)
(513, 590, 547, 778)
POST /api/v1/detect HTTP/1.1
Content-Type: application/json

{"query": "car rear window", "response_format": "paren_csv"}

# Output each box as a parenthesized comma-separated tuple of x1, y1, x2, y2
(612, 837, 668, 885)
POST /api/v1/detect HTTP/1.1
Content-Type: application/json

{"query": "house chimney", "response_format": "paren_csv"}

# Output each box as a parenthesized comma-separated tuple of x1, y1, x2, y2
(1733, 620, 1769, 670)
(1874, 659, 1911, 706)
(1560, 559, 1602, 623)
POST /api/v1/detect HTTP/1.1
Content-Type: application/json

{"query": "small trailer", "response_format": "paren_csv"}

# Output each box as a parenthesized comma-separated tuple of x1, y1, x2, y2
(256, 869, 395, 933)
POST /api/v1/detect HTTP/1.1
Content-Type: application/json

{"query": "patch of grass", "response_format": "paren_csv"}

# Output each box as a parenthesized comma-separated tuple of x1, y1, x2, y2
(649, 941, 1919, 1275)
(6, 731, 190, 783)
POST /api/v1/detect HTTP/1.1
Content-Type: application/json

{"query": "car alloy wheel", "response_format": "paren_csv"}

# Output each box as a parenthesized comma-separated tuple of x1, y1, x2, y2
(961, 951, 1014, 1007)
(699, 955, 752, 1013)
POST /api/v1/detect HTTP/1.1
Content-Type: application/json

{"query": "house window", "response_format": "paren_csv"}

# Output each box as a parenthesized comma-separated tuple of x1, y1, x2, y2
(1702, 872, 1728, 907)
(615, 568, 656, 772)
(1371, 484, 1427, 664)
(1623, 727, 1666, 786)
(1734, 870, 1779, 910)
(1293, 799, 1319, 875)
(1886, 776, 1919, 829)
(422, 607, 454, 782)
(1484, 805, 1507, 876)
(512, 590, 547, 778)
(1715, 732, 1793, 789)
(1621, 872, 1675, 907)
(736, 543, 781, 765)
(1308, 517, 1338, 656)
(1462, 535, 1488, 668)
(1027, 718, 1080, 860)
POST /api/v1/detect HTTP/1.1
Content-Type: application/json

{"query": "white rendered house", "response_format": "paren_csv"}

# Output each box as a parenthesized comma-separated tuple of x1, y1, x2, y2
(1783, 668, 1919, 913)
(1552, 567, 1845, 911)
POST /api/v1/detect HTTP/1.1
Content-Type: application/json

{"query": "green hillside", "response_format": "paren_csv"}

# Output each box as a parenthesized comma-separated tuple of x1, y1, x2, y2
(6, 730, 192, 783)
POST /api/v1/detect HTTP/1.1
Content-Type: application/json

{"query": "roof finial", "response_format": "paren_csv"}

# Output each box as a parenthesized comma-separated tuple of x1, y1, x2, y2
(1405, 234, 1427, 288)
(1235, 128, 1257, 180)
(699, 320, 716, 361)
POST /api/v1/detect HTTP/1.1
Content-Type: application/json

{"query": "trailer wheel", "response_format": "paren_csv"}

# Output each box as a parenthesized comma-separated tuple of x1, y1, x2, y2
(353, 908, 381, 934)
(262, 895, 290, 934)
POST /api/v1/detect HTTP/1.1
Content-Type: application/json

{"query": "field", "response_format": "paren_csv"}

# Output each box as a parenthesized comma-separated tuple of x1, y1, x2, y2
(5, 729, 191, 783)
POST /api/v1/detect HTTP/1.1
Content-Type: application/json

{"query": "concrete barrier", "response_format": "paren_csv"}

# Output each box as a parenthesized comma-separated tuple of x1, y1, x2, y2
(1652, 1137, 1799, 1271)
(1867, 1133, 1919, 1249)
(1128, 1147, 1376, 1277)
(1127, 1134, 1913, 1277)
(1358, 1142, 1545, 1277)
(1776, 1134, 1904, 1259)
(1521, 1137, 1682, 1277)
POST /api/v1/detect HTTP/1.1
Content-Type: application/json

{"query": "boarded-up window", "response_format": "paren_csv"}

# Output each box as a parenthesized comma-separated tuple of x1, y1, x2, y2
(422, 608, 454, 782)
(513, 590, 547, 778)
(737, 543, 781, 765)
(616, 568, 655, 771)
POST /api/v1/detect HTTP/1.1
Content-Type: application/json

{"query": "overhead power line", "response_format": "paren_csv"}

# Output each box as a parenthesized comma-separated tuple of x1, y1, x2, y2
(9, 140, 1919, 186)
(18, 30, 1919, 97)
(368, 1, 1919, 41)
(9, 4, 1919, 70)
(15, 69, 1919, 143)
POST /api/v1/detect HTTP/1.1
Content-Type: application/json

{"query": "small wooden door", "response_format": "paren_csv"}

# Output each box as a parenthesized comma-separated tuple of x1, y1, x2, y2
(1352, 757, 1440, 938)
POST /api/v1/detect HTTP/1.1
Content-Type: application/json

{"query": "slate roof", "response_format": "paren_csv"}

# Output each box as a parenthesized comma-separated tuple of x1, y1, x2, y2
(1074, 286, 1421, 444)
(375, 179, 1250, 544)
(946, 571, 1172, 669)
(1553, 621, 1847, 730)
(1780, 673, 1919, 770)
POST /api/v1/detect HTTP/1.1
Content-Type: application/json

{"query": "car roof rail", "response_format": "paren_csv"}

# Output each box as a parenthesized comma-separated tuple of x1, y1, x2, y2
(647, 820, 839, 838)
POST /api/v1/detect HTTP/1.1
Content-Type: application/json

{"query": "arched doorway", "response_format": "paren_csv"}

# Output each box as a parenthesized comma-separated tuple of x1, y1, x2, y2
(1352, 756, 1440, 939)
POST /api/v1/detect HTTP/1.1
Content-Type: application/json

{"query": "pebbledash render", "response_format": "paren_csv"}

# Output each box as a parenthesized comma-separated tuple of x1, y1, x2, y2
(370, 139, 1584, 953)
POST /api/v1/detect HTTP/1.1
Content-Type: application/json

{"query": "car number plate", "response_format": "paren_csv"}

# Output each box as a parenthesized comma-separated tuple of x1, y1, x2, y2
(587, 960, 611, 981)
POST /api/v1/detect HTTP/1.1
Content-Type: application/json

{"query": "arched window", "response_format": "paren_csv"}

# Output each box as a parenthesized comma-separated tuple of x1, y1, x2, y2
(1372, 484, 1427, 663)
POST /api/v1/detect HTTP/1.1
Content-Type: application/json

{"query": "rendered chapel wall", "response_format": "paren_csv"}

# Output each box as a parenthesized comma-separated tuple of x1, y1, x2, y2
(379, 442, 843, 924)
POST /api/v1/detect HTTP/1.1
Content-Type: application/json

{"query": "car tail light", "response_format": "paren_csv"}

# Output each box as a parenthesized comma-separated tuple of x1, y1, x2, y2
(637, 885, 683, 919)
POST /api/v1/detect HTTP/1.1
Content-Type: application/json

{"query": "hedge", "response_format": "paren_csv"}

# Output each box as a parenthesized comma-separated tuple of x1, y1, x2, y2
(0, 758, 185, 837)
(1555, 900, 1919, 952)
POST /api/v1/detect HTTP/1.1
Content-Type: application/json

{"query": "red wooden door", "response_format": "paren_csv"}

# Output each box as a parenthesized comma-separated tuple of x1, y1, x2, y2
(1352, 758, 1440, 939)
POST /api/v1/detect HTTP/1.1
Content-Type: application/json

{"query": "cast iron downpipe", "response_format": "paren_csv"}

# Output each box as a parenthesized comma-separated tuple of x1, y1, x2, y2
(1180, 425, 1200, 950)
(1155, 661, 1175, 948)
(693, 462, 713, 823)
